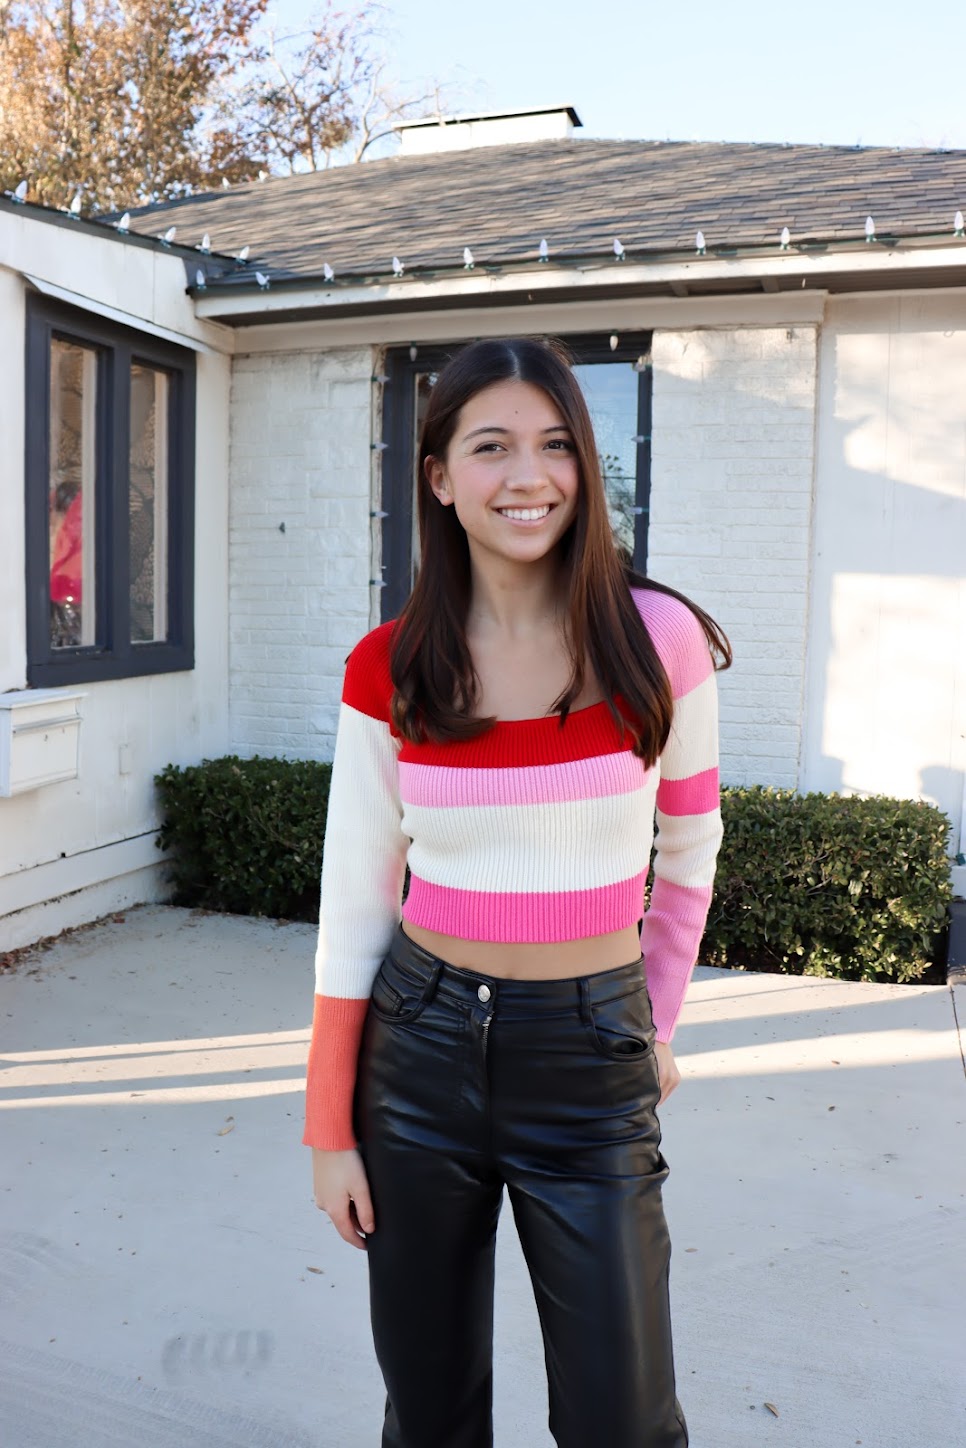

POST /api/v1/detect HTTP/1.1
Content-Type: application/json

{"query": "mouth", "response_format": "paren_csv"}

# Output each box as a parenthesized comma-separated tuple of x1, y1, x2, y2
(495, 504, 555, 524)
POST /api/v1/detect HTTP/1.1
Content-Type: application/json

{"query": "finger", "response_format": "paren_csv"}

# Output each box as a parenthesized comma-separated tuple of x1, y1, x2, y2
(330, 1209, 368, 1251)
(350, 1189, 375, 1236)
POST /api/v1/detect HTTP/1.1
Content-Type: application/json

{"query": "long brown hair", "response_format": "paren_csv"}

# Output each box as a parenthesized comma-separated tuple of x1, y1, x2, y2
(389, 336, 732, 767)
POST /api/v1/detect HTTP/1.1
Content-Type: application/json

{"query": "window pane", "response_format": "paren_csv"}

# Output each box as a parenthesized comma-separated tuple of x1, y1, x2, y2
(49, 339, 97, 648)
(572, 362, 640, 559)
(129, 364, 169, 643)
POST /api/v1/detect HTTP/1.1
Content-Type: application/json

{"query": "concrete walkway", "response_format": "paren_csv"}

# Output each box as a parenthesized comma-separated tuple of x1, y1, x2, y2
(1, 903, 964, 1448)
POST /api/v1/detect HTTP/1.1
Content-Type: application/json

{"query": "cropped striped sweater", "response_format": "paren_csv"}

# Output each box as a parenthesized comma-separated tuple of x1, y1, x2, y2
(303, 585, 723, 1151)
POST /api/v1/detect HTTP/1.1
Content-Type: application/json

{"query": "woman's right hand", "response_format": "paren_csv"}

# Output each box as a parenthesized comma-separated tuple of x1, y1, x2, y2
(311, 1147, 375, 1250)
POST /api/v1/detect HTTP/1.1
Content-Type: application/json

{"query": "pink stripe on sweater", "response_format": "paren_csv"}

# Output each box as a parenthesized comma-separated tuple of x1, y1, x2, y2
(631, 587, 713, 698)
(399, 752, 650, 808)
(656, 767, 719, 817)
(640, 876, 714, 1042)
(402, 872, 649, 943)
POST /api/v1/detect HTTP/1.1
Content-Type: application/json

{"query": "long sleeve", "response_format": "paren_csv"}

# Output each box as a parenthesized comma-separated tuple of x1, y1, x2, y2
(302, 624, 410, 1150)
(634, 592, 723, 1042)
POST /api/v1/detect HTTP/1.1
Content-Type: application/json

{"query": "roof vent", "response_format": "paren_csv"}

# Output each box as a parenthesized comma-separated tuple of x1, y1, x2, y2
(393, 105, 582, 156)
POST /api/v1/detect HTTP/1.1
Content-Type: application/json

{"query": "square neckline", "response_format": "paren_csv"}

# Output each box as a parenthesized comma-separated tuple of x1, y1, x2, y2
(488, 698, 612, 727)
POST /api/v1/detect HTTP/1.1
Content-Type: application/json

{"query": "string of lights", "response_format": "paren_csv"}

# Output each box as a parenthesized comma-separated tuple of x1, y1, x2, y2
(3, 180, 966, 296)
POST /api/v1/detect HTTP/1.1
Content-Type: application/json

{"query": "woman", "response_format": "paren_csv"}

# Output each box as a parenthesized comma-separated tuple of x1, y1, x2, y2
(303, 336, 732, 1448)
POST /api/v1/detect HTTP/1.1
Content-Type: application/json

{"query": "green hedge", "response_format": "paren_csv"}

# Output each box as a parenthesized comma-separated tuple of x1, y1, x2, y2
(696, 785, 952, 982)
(154, 755, 331, 921)
(154, 760, 953, 983)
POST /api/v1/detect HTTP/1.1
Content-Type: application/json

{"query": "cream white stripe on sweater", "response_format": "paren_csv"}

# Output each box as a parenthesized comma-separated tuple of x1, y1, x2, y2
(402, 779, 658, 894)
(314, 703, 407, 1000)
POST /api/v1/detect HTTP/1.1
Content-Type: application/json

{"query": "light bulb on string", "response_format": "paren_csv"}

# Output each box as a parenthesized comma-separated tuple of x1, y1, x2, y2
(780, 227, 791, 250)
(865, 215, 876, 242)
(613, 238, 625, 260)
(409, 344, 418, 361)
(609, 334, 619, 351)
(463, 246, 475, 269)
(695, 230, 706, 255)
(538, 238, 550, 262)
(955, 211, 964, 237)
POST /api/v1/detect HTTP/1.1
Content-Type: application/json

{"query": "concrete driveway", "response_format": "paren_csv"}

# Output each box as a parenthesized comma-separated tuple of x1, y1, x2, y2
(1, 903, 964, 1447)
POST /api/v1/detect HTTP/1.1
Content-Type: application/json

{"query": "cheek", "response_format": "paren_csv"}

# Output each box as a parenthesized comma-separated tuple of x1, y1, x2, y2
(453, 465, 496, 508)
(556, 458, 581, 507)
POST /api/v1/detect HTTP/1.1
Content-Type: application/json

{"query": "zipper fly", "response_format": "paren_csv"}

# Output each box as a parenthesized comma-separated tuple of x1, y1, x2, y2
(481, 1009, 494, 1060)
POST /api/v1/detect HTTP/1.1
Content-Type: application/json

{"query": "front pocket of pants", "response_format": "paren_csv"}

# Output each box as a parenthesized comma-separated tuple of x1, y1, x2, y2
(583, 984, 656, 1061)
(369, 956, 433, 1024)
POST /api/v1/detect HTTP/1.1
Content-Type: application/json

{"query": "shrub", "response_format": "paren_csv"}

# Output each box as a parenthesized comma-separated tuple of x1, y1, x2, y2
(154, 755, 330, 921)
(690, 785, 953, 983)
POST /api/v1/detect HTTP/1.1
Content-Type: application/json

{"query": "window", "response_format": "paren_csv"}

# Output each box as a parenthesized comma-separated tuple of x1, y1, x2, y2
(25, 295, 195, 684)
(377, 333, 652, 620)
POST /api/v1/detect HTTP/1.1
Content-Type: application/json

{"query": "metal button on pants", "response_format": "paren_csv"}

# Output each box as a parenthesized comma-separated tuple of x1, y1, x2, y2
(353, 924, 689, 1448)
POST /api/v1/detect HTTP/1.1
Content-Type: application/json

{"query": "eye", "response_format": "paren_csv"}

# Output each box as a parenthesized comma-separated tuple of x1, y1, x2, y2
(547, 438, 575, 451)
(473, 441, 503, 453)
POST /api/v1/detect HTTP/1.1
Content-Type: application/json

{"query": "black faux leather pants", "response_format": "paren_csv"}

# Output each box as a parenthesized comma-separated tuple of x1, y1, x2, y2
(352, 923, 689, 1448)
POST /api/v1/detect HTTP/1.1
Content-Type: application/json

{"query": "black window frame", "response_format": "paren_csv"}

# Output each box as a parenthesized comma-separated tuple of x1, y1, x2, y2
(24, 293, 196, 685)
(377, 331, 652, 621)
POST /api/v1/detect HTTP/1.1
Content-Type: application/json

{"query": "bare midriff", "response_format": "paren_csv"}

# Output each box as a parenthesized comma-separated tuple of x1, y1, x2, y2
(399, 920, 643, 980)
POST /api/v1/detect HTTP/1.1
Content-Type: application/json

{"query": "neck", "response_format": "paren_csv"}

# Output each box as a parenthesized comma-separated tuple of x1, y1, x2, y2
(466, 547, 566, 638)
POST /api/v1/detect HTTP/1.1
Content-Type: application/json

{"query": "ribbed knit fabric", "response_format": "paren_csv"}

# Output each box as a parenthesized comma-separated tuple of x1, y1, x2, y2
(302, 585, 723, 1150)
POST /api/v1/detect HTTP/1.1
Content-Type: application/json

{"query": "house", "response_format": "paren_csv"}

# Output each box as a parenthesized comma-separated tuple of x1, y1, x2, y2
(2, 104, 965, 950)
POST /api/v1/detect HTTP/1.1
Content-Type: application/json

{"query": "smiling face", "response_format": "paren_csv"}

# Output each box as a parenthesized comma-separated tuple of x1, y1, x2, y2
(425, 378, 581, 571)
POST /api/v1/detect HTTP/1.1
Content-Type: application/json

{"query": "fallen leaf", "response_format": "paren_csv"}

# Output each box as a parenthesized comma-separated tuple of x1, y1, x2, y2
(684, 1247, 698, 1252)
(306, 1265, 324, 1274)
(764, 1402, 779, 1417)
(216, 1123, 235, 1136)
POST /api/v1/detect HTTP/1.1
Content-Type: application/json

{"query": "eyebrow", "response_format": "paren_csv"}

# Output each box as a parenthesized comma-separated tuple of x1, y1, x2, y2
(462, 424, 572, 440)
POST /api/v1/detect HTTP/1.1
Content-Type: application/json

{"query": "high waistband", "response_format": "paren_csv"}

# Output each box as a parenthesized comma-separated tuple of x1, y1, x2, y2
(387, 922, 648, 1016)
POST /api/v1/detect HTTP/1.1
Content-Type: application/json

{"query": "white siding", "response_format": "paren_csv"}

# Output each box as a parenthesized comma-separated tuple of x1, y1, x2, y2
(0, 213, 232, 949)
(803, 294, 966, 893)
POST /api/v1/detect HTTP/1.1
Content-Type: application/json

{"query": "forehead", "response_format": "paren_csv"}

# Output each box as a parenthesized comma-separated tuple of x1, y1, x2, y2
(456, 379, 566, 429)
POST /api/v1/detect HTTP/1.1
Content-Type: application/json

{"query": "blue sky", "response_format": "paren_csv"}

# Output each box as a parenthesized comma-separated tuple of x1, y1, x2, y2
(271, 0, 966, 152)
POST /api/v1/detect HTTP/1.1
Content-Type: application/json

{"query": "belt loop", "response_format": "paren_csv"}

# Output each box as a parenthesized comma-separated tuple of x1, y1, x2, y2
(422, 958, 442, 1007)
(577, 975, 592, 1025)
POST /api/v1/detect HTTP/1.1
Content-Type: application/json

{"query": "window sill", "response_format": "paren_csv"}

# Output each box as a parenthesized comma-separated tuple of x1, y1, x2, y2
(27, 643, 195, 687)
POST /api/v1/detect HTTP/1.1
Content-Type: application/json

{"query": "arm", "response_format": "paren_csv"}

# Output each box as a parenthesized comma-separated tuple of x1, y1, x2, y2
(302, 628, 410, 1151)
(639, 604, 723, 1043)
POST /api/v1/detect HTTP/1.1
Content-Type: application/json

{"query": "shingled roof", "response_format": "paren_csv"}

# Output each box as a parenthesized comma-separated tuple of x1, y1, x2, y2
(119, 136, 966, 287)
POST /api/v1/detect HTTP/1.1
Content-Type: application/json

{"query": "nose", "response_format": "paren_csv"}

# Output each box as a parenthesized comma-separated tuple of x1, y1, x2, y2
(504, 450, 551, 491)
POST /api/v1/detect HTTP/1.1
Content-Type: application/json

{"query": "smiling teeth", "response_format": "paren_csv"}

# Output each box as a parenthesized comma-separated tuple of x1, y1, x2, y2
(499, 506, 551, 520)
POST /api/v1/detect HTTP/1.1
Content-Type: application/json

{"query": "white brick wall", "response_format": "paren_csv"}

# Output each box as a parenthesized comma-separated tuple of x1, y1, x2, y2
(650, 326, 818, 788)
(228, 347, 376, 759)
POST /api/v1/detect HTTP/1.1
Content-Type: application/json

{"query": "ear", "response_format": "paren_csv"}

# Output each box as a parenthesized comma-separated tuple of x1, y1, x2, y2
(425, 455, 453, 505)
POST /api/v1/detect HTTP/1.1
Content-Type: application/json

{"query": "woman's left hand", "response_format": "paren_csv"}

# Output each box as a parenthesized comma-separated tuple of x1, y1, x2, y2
(654, 1041, 681, 1105)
